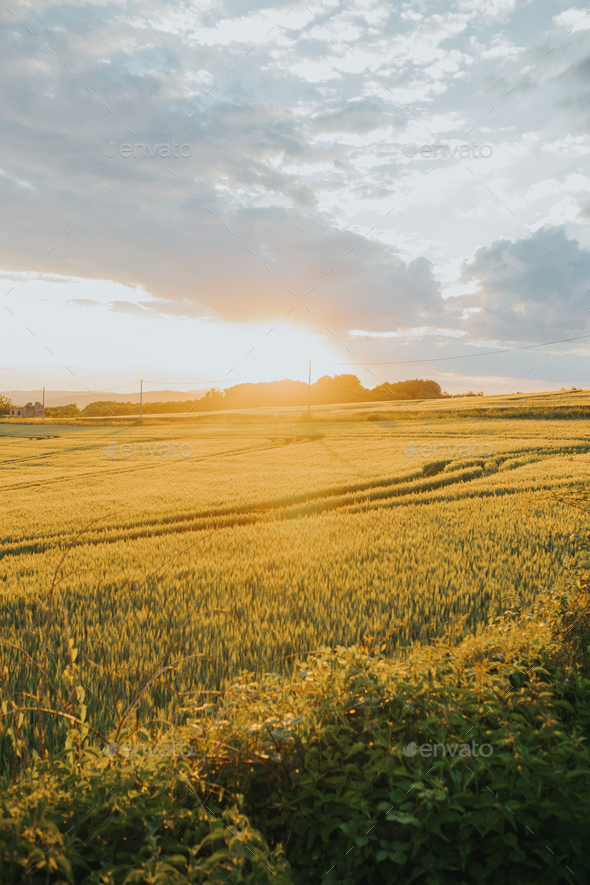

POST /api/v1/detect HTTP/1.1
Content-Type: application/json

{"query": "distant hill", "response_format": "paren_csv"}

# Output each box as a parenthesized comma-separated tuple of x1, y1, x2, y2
(0, 389, 207, 408)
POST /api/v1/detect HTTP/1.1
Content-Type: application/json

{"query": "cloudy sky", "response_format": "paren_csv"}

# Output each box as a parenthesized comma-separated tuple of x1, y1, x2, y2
(2, 0, 590, 396)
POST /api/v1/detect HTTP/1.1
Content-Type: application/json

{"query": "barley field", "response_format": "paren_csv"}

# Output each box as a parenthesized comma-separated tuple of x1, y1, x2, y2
(1, 394, 588, 764)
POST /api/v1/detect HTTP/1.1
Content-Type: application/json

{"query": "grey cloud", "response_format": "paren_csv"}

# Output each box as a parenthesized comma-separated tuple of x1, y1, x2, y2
(460, 227, 590, 340)
(546, 74, 590, 138)
(0, 3, 446, 333)
(135, 299, 213, 319)
(108, 300, 150, 315)
(76, 299, 207, 317)
(68, 298, 102, 306)
(308, 98, 400, 135)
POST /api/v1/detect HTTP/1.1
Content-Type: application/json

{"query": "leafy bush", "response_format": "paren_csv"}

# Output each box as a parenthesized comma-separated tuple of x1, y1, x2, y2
(3, 607, 590, 884)
(44, 404, 81, 418)
(252, 666, 590, 884)
(0, 747, 291, 884)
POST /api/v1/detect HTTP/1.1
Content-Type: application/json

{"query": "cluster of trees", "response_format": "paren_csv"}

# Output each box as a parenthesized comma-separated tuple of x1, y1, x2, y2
(204, 375, 376, 410)
(77, 376, 445, 416)
(44, 404, 82, 417)
(370, 378, 444, 401)
(192, 376, 445, 410)
(80, 400, 200, 417)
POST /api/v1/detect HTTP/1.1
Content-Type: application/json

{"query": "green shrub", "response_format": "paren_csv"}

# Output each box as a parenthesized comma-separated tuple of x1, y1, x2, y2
(3, 627, 590, 884)
(253, 669, 590, 884)
(0, 747, 291, 884)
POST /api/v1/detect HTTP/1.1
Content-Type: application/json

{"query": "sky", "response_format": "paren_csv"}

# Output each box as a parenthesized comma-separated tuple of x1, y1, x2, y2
(2, 0, 590, 397)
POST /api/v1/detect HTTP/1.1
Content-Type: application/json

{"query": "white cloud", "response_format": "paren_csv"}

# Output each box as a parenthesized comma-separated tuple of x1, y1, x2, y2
(553, 7, 590, 32)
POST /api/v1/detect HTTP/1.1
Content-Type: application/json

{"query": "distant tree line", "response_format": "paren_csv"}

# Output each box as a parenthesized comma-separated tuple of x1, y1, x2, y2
(43, 403, 81, 417)
(51, 376, 445, 417)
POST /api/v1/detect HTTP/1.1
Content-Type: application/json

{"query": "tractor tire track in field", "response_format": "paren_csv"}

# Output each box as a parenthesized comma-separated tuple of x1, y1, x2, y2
(1, 435, 318, 493)
(2, 444, 587, 560)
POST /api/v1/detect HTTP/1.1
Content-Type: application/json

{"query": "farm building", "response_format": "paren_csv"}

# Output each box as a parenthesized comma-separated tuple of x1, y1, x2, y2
(9, 401, 44, 418)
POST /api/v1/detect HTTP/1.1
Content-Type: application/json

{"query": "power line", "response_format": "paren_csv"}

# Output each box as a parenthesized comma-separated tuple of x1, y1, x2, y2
(330, 332, 590, 366)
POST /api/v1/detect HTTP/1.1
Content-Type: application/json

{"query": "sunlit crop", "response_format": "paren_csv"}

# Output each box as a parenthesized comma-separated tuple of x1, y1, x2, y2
(2, 408, 588, 762)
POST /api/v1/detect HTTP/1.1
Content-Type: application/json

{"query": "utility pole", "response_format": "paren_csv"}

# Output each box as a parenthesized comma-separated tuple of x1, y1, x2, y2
(140, 379, 143, 419)
(307, 360, 311, 419)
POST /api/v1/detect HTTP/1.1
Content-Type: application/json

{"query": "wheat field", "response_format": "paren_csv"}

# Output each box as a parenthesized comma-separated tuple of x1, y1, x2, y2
(1, 397, 589, 760)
